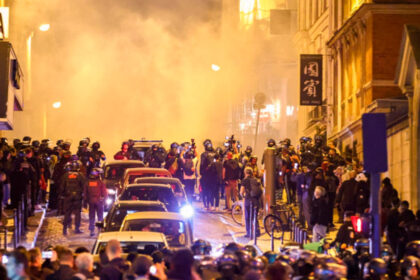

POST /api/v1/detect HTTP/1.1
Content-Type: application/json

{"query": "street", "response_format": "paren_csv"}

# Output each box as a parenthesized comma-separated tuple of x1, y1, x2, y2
(35, 200, 271, 253)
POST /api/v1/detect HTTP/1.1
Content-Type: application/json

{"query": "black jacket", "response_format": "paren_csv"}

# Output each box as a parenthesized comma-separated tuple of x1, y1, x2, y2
(310, 196, 329, 226)
(336, 178, 358, 211)
(99, 257, 128, 280)
(46, 264, 75, 280)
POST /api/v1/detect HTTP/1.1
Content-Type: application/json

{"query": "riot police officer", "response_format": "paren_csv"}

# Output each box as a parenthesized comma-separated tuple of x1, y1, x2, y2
(90, 142, 106, 168)
(84, 167, 107, 237)
(59, 161, 86, 235)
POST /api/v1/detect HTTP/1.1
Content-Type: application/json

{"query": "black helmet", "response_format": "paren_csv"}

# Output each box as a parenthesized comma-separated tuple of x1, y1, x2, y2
(267, 139, 276, 148)
(380, 244, 393, 263)
(354, 238, 370, 254)
(205, 142, 213, 152)
(64, 162, 73, 172)
(62, 141, 71, 151)
(56, 139, 64, 146)
(224, 242, 243, 254)
(79, 139, 88, 147)
(363, 258, 387, 279)
(263, 251, 278, 264)
(401, 256, 420, 277)
(244, 245, 257, 258)
(275, 254, 292, 265)
(245, 146, 252, 154)
(92, 142, 100, 150)
(32, 140, 40, 148)
(90, 168, 103, 179)
(217, 253, 239, 273)
(250, 256, 267, 272)
(234, 250, 252, 273)
(406, 241, 420, 258)
(170, 142, 179, 150)
(191, 239, 212, 256)
(203, 139, 212, 147)
(71, 161, 81, 171)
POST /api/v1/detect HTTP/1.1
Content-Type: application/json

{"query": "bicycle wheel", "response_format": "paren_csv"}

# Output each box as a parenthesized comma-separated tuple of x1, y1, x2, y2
(231, 201, 243, 225)
(264, 214, 284, 240)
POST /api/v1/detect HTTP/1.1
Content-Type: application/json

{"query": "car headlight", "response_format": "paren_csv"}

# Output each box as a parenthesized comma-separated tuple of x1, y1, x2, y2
(106, 198, 113, 205)
(107, 189, 116, 195)
(180, 204, 194, 219)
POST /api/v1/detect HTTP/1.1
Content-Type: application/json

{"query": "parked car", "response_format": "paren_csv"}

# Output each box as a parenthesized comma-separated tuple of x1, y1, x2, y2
(102, 160, 145, 208)
(134, 177, 187, 205)
(98, 200, 167, 232)
(122, 168, 171, 189)
(120, 211, 193, 249)
(92, 231, 168, 256)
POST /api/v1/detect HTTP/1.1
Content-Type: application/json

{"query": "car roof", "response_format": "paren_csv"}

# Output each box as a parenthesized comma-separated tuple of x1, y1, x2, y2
(123, 211, 185, 221)
(104, 160, 145, 167)
(124, 168, 171, 175)
(125, 183, 172, 190)
(134, 177, 182, 185)
(115, 200, 166, 207)
(96, 231, 167, 242)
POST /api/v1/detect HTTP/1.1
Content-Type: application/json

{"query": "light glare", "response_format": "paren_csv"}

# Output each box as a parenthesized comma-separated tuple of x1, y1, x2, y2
(211, 64, 220, 72)
(39, 24, 50, 32)
(52, 101, 61, 109)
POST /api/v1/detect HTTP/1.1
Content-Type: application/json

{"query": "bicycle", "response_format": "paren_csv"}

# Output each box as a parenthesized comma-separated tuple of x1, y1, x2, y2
(231, 200, 264, 226)
(263, 204, 296, 241)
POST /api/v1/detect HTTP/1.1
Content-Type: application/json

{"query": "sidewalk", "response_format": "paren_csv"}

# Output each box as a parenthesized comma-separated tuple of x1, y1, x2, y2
(2, 208, 46, 250)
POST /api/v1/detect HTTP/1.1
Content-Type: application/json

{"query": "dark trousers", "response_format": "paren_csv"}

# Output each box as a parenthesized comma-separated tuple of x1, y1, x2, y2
(244, 199, 260, 237)
(63, 196, 82, 230)
(202, 184, 211, 208)
(210, 184, 220, 208)
(328, 192, 336, 224)
(184, 179, 195, 203)
(31, 182, 39, 211)
(48, 183, 58, 210)
(89, 201, 104, 231)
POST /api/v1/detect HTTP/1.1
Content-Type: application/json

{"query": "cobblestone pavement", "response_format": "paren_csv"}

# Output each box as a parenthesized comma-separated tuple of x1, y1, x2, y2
(36, 209, 96, 251)
(35, 200, 339, 253)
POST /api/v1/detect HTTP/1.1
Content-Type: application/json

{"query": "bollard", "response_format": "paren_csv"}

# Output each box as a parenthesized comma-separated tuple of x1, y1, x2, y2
(263, 148, 276, 216)
(295, 223, 301, 243)
(291, 218, 295, 241)
(302, 229, 308, 244)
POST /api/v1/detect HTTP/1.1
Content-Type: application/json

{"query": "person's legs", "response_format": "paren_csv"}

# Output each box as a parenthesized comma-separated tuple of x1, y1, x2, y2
(88, 203, 96, 232)
(225, 184, 232, 210)
(244, 200, 251, 237)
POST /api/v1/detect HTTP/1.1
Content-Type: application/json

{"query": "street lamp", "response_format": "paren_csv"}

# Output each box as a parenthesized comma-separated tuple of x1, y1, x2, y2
(52, 101, 61, 109)
(211, 64, 221, 72)
(39, 24, 50, 32)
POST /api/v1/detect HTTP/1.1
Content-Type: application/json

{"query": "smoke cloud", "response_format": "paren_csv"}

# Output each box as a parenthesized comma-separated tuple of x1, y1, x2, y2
(5, 0, 297, 157)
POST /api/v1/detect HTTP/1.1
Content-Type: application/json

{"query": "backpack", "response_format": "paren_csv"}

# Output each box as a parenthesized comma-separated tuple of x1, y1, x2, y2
(184, 158, 195, 176)
(250, 178, 263, 198)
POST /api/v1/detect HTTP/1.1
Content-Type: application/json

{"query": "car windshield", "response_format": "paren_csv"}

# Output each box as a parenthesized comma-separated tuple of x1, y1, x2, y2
(122, 219, 187, 247)
(105, 204, 167, 231)
(104, 164, 143, 180)
(95, 241, 165, 255)
(136, 180, 184, 198)
(128, 173, 169, 184)
(119, 187, 179, 212)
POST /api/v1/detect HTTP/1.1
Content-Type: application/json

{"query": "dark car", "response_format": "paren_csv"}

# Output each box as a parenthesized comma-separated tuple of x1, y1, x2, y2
(118, 183, 194, 220)
(100, 200, 167, 232)
(103, 160, 145, 209)
(134, 177, 187, 206)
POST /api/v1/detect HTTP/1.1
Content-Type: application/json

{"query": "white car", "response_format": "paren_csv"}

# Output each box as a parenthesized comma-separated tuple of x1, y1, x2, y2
(120, 211, 193, 249)
(92, 231, 168, 256)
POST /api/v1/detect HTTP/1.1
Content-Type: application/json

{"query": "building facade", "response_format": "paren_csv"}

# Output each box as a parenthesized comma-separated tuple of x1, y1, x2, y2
(296, 0, 420, 208)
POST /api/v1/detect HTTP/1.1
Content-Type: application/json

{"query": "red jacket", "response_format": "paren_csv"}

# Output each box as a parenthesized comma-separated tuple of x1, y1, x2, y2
(84, 179, 107, 204)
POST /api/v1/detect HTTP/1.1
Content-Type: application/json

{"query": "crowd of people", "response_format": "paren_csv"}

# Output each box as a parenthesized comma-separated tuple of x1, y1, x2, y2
(2, 237, 420, 279)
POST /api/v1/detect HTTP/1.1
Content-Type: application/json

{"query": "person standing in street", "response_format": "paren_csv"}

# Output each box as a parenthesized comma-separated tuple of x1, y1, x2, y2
(59, 161, 86, 235)
(240, 167, 262, 238)
(84, 167, 107, 237)
(223, 152, 240, 211)
(310, 186, 329, 242)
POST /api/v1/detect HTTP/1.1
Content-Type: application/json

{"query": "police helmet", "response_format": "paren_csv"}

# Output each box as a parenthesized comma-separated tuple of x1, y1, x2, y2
(275, 254, 292, 265)
(250, 256, 268, 272)
(71, 161, 81, 171)
(56, 139, 64, 146)
(191, 239, 212, 256)
(205, 142, 213, 152)
(62, 141, 71, 151)
(64, 162, 73, 172)
(217, 253, 239, 273)
(245, 146, 252, 154)
(263, 251, 278, 264)
(406, 240, 420, 258)
(79, 139, 88, 147)
(92, 142, 100, 150)
(354, 238, 370, 254)
(170, 142, 179, 150)
(380, 244, 393, 263)
(267, 139, 276, 147)
(203, 139, 212, 147)
(244, 245, 257, 258)
(401, 256, 420, 277)
(224, 242, 243, 254)
(32, 140, 40, 148)
(90, 168, 103, 179)
(234, 250, 252, 273)
(363, 258, 387, 278)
